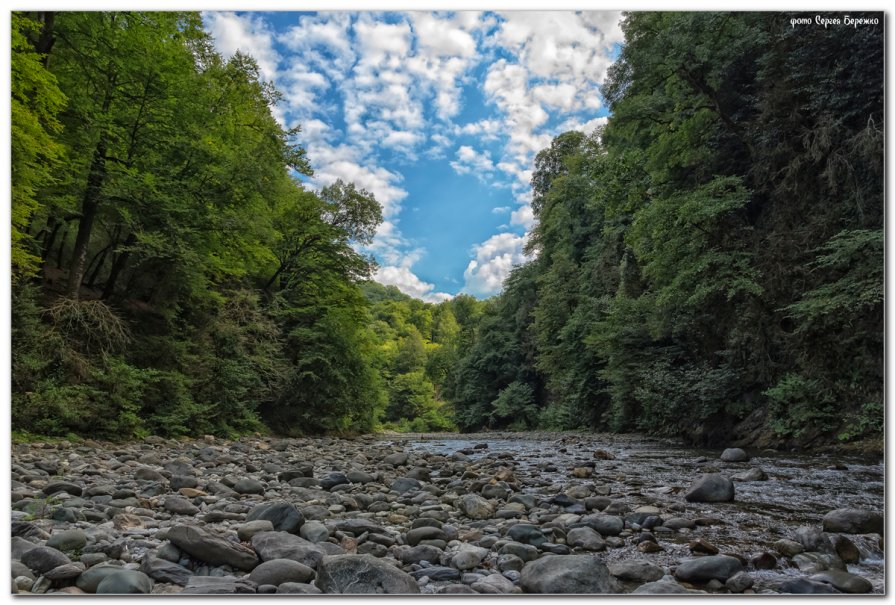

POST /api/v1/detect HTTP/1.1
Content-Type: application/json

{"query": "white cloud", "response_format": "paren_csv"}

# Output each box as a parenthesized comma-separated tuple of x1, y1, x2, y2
(203, 12, 281, 83)
(450, 145, 496, 178)
(462, 232, 530, 297)
(510, 204, 535, 229)
(374, 265, 453, 303)
(492, 206, 511, 214)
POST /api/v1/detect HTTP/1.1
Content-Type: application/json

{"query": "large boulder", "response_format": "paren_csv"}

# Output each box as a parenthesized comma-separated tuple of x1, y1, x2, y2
(246, 501, 305, 534)
(520, 555, 620, 593)
(167, 525, 259, 571)
(684, 474, 734, 503)
(316, 555, 420, 594)
(822, 509, 883, 535)
(20, 546, 71, 574)
(674, 555, 743, 583)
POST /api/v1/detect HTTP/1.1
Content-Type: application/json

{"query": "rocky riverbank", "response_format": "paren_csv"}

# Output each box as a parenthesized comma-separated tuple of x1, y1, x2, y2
(10, 433, 884, 594)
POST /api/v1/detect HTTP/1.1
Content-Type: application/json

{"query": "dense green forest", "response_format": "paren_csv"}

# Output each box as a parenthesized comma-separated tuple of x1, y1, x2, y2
(11, 12, 882, 447)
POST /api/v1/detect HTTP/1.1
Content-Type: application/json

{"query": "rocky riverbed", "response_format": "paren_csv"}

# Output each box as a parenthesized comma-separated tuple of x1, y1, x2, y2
(10, 432, 885, 595)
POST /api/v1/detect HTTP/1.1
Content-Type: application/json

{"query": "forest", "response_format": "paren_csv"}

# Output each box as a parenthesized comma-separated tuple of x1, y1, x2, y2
(11, 12, 883, 448)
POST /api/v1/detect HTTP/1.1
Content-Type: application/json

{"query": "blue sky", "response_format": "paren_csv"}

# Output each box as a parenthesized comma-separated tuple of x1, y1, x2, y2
(202, 11, 623, 301)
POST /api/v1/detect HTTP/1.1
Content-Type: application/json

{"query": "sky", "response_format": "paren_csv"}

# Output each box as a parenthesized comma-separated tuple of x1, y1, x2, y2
(201, 11, 624, 302)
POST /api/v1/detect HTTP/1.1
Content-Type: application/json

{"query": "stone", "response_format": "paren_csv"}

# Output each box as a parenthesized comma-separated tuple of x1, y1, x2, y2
(779, 578, 840, 594)
(608, 560, 664, 583)
(794, 525, 833, 553)
(346, 470, 375, 484)
(674, 556, 743, 583)
(181, 576, 257, 594)
(684, 474, 734, 503)
(731, 468, 767, 481)
(749, 552, 777, 570)
(299, 520, 329, 543)
(663, 517, 696, 530)
(248, 559, 315, 586)
(383, 452, 409, 467)
(720, 448, 749, 462)
(689, 538, 719, 555)
(520, 555, 620, 594)
(726, 571, 754, 593)
(773, 538, 804, 557)
(11, 536, 37, 560)
(822, 508, 883, 535)
(140, 555, 193, 586)
(251, 531, 327, 569)
(451, 544, 488, 571)
(21, 545, 72, 574)
(409, 566, 461, 581)
(506, 524, 547, 547)
(471, 572, 517, 594)
(457, 494, 494, 520)
(633, 579, 691, 594)
(167, 525, 259, 571)
(76, 565, 126, 593)
(810, 569, 873, 593)
(319, 473, 350, 490)
(832, 535, 861, 563)
(164, 496, 200, 516)
(96, 570, 153, 594)
(438, 584, 477, 594)
(237, 520, 275, 542)
(44, 562, 86, 580)
(316, 554, 420, 594)
(399, 544, 442, 565)
(277, 582, 322, 594)
(566, 526, 606, 551)
(134, 467, 167, 482)
(233, 477, 265, 495)
(407, 526, 447, 546)
(579, 514, 624, 536)
(46, 529, 88, 553)
(246, 501, 304, 534)
(42, 481, 83, 497)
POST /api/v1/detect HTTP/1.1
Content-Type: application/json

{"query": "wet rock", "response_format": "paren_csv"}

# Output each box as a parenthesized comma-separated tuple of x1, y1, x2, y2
(248, 559, 315, 586)
(810, 569, 873, 593)
(637, 541, 664, 553)
(46, 529, 88, 553)
(181, 576, 257, 594)
(316, 554, 419, 594)
(779, 578, 840, 594)
(791, 552, 844, 573)
(457, 494, 493, 520)
(96, 570, 153, 594)
(608, 560, 664, 583)
(246, 501, 304, 534)
(140, 555, 193, 586)
(822, 508, 883, 535)
(167, 525, 259, 571)
(663, 517, 695, 530)
(520, 555, 620, 594)
(21, 546, 72, 574)
(684, 474, 734, 503)
(749, 552, 777, 570)
(689, 539, 719, 555)
(794, 525, 833, 553)
(674, 555, 743, 583)
(720, 448, 749, 462)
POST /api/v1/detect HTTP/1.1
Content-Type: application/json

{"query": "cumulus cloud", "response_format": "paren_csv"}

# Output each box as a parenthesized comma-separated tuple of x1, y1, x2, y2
(462, 232, 530, 297)
(375, 265, 453, 303)
(510, 204, 535, 229)
(203, 12, 281, 83)
(450, 145, 496, 179)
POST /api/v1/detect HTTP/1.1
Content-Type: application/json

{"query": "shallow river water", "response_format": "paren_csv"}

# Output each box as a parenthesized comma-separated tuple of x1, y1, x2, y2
(398, 432, 885, 593)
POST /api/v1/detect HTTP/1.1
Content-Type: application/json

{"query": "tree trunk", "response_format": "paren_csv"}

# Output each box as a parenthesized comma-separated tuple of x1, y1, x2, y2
(41, 217, 61, 264)
(55, 226, 68, 271)
(35, 12, 56, 66)
(85, 242, 113, 288)
(66, 137, 107, 299)
(101, 232, 136, 300)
